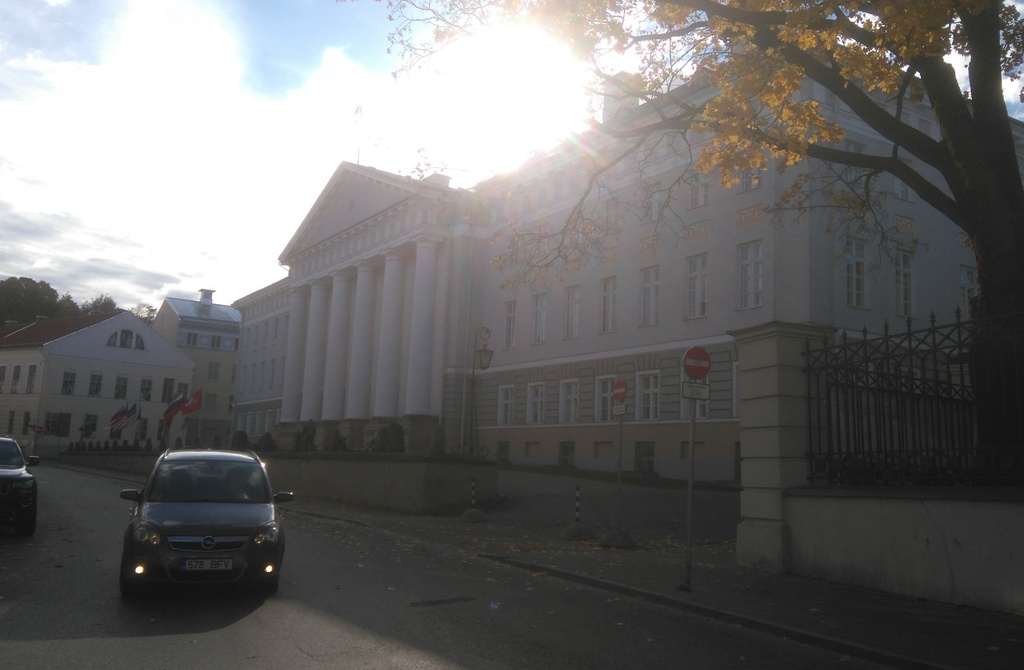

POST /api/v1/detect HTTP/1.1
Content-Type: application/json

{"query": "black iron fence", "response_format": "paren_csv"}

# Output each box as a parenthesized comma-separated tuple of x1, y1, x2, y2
(805, 311, 1024, 487)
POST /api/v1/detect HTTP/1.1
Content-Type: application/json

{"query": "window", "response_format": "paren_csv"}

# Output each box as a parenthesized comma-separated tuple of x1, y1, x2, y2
(637, 372, 659, 421)
(6, 410, 13, 434)
(846, 239, 867, 308)
(893, 175, 911, 201)
(205, 393, 218, 412)
(635, 441, 655, 474)
(114, 376, 128, 400)
(11, 366, 20, 393)
(44, 412, 71, 438)
(558, 442, 575, 468)
(504, 301, 517, 349)
(640, 266, 660, 326)
(25, 365, 36, 393)
(161, 377, 175, 403)
(108, 329, 145, 349)
(689, 181, 708, 208)
(81, 414, 97, 439)
(498, 386, 515, 426)
(565, 285, 580, 339)
(959, 266, 978, 316)
(895, 250, 913, 317)
(62, 371, 76, 396)
(211, 335, 222, 349)
(0, 366, 5, 393)
(739, 241, 763, 309)
(139, 378, 153, 401)
(647, 189, 666, 222)
(842, 141, 864, 183)
(208, 361, 220, 381)
(595, 376, 616, 422)
(600, 276, 617, 333)
(88, 373, 102, 397)
(21, 411, 30, 435)
(740, 167, 762, 192)
(533, 293, 547, 344)
(682, 394, 709, 419)
(186, 332, 198, 346)
(559, 380, 579, 423)
(687, 254, 708, 318)
(527, 382, 545, 424)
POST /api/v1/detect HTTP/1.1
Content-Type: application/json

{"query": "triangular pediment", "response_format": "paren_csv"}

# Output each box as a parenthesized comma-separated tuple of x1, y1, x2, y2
(279, 162, 424, 264)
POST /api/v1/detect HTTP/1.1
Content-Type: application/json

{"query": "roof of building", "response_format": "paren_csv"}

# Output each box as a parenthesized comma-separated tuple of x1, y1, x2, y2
(0, 310, 123, 349)
(162, 297, 241, 324)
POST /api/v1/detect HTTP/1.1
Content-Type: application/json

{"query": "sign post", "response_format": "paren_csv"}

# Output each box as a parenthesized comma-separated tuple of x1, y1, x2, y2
(680, 346, 710, 591)
(599, 379, 636, 548)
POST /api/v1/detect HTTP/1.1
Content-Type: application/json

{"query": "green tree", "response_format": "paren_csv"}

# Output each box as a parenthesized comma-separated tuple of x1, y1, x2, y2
(0, 277, 67, 324)
(376, 0, 1024, 318)
(130, 302, 157, 324)
(80, 294, 118, 313)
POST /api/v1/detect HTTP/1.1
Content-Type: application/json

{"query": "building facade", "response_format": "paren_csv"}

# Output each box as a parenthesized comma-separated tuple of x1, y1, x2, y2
(152, 289, 241, 447)
(234, 82, 979, 482)
(0, 310, 195, 457)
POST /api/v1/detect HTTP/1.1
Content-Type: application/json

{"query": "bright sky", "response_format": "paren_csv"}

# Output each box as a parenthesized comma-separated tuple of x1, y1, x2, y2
(0, 0, 594, 309)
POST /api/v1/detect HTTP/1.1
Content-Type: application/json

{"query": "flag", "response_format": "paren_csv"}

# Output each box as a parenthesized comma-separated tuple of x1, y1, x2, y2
(162, 392, 186, 425)
(116, 404, 140, 432)
(180, 389, 203, 416)
(107, 405, 128, 430)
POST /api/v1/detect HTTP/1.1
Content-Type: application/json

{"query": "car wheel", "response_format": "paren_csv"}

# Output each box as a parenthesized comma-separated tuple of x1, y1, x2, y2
(14, 510, 36, 537)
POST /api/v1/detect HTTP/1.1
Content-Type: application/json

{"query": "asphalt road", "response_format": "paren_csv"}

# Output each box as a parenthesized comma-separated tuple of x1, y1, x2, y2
(0, 463, 888, 669)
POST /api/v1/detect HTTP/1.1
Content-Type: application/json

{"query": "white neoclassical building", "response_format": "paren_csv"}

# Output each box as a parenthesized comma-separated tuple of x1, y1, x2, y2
(234, 163, 486, 452)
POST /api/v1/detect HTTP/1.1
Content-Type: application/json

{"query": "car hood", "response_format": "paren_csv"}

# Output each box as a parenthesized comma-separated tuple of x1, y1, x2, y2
(0, 465, 31, 479)
(139, 502, 277, 534)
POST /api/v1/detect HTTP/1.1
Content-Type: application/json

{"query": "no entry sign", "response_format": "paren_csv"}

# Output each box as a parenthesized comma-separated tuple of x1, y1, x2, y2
(683, 346, 711, 380)
(612, 380, 627, 402)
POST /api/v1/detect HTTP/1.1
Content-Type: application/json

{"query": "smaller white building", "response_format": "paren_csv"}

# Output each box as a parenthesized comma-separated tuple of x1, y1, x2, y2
(0, 310, 194, 457)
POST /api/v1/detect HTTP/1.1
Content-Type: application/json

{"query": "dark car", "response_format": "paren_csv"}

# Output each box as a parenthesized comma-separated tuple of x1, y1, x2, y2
(118, 449, 293, 596)
(0, 437, 39, 537)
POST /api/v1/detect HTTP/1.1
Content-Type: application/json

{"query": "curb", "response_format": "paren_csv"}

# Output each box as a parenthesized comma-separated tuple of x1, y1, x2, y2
(480, 555, 955, 670)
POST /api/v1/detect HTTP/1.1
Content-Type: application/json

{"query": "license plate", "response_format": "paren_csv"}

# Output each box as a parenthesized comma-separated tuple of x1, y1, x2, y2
(182, 558, 232, 571)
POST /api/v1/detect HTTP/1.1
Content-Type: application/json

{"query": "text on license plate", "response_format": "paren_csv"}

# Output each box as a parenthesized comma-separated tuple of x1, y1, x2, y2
(182, 558, 232, 571)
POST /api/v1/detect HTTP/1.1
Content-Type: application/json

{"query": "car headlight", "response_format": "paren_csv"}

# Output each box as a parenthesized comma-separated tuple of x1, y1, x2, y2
(12, 479, 35, 491)
(254, 523, 280, 545)
(132, 524, 161, 546)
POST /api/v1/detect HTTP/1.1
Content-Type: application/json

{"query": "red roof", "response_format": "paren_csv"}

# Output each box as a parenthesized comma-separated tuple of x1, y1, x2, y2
(0, 310, 124, 349)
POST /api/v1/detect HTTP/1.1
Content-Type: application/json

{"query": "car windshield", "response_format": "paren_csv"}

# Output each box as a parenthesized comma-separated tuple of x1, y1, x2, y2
(148, 460, 269, 503)
(0, 440, 25, 467)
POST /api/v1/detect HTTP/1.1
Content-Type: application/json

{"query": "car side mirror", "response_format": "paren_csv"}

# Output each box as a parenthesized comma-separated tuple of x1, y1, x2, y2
(27, 455, 40, 466)
(120, 489, 141, 502)
(273, 491, 294, 504)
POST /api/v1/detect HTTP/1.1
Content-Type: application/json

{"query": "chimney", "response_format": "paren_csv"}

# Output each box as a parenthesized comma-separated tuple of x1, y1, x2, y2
(199, 289, 215, 305)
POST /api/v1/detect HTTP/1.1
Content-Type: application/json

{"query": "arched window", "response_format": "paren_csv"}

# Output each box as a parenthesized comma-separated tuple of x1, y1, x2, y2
(107, 329, 146, 350)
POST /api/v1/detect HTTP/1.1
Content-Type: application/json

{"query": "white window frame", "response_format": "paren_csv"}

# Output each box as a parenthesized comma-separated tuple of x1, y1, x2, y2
(595, 375, 616, 422)
(526, 382, 545, 424)
(565, 285, 580, 339)
(687, 254, 708, 318)
(738, 241, 763, 309)
(498, 385, 515, 426)
(636, 372, 660, 421)
(846, 239, 867, 308)
(504, 300, 516, 349)
(600, 276, 617, 333)
(559, 379, 579, 424)
(640, 265, 660, 326)
(533, 293, 547, 344)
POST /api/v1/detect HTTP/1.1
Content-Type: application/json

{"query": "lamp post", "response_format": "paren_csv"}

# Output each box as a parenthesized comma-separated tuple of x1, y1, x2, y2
(469, 326, 493, 456)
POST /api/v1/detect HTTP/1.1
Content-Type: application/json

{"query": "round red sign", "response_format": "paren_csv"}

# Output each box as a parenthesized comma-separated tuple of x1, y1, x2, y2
(612, 380, 627, 402)
(683, 346, 711, 380)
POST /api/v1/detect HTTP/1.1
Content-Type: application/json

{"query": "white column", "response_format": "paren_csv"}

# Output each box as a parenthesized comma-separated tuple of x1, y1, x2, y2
(299, 280, 331, 421)
(321, 272, 352, 421)
(405, 238, 439, 415)
(280, 285, 308, 423)
(373, 249, 405, 418)
(346, 261, 377, 419)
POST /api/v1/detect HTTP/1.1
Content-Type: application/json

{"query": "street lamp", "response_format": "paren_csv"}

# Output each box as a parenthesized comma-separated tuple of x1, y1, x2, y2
(469, 326, 492, 456)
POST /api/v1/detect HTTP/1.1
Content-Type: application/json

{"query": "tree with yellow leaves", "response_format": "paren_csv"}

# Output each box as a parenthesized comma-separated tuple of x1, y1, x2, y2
(370, 0, 1024, 322)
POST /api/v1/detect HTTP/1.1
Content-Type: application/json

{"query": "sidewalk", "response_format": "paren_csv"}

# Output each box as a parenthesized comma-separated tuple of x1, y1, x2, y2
(288, 468, 1024, 670)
